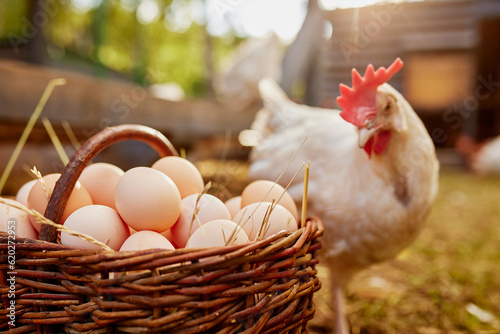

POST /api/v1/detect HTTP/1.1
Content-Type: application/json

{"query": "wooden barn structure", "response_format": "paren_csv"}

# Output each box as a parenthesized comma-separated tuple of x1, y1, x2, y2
(303, 0, 500, 146)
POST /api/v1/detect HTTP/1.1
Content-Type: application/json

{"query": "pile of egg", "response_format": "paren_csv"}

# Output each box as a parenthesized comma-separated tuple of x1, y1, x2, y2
(1, 156, 299, 253)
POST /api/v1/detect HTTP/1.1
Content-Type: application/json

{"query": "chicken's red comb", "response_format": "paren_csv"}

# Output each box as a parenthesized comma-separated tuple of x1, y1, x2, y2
(337, 58, 403, 127)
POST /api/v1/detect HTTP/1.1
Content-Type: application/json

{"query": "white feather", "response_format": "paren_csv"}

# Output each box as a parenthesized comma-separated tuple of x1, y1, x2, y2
(472, 136, 500, 175)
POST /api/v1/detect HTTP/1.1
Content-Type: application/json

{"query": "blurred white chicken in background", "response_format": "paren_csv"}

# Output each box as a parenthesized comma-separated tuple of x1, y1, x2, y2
(215, 33, 284, 112)
(455, 133, 500, 175)
(249, 58, 439, 333)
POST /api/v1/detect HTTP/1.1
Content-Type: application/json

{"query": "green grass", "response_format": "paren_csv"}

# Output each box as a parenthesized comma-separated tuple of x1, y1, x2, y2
(311, 169, 500, 333)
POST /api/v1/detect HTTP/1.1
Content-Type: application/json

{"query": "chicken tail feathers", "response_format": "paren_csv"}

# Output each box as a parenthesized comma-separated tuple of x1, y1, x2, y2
(251, 78, 298, 137)
(259, 77, 291, 107)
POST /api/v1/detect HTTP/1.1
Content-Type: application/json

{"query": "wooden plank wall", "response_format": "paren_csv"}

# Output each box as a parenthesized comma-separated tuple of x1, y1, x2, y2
(0, 59, 256, 147)
(319, 0, 500, 145)
(323, 0, 481, 100)
(0, 59, 256, 194)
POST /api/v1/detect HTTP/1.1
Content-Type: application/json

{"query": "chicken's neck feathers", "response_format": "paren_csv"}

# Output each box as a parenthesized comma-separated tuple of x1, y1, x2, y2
(370, 92, 439, 221)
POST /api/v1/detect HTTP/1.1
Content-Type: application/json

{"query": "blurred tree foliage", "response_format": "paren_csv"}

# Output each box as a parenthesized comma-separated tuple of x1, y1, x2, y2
(0, 0, 244, 97)
(0, 1, 28, 39)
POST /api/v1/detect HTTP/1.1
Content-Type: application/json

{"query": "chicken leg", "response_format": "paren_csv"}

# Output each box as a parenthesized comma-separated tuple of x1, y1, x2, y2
(332, 282, 349, 334)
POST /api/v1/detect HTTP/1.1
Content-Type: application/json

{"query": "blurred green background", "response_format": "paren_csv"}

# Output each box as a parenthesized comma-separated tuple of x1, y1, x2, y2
(0, 0, 247, 96)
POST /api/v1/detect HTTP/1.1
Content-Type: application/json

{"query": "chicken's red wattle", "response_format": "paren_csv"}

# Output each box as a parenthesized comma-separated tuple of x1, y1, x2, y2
(364, 130, 392, 158)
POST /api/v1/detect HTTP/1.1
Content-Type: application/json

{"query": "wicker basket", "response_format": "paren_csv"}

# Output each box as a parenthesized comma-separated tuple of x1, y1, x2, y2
(0, 124, 323, 334)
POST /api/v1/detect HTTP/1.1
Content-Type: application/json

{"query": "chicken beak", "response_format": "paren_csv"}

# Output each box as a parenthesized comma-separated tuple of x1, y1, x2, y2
(358, 124, 382, 148)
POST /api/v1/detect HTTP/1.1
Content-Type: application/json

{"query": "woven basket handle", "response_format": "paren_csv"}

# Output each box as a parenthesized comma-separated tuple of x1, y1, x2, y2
(39, 124, 179, 243)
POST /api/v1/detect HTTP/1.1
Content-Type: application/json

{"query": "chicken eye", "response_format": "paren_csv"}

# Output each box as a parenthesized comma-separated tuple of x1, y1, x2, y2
(382, 100, 393, 116)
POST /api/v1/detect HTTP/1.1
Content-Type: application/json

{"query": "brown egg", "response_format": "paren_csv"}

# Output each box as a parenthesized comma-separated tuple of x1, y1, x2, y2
(160, 228, 176, 246)
(27, 173, 93, 231)
(170, 193, 231, 248)
(119, 230, 175, 251)
(15, 179, 37, 206)
(241, 180, 298, 221)
(114, 230, 175, 278)
(61, 205, 130, 251)
(78, 163, 124, 210)
(186, 219, 249, 248)
(233, 202, 297, 241)
(224, 196, 242, 219)
(151, 156, 205, 199)
(0, 198, 38, 239)
(115, 167, 181, 233)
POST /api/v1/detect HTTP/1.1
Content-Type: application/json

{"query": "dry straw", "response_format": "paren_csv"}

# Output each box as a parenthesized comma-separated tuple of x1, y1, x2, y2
(0, 197, 113, 251)
(0, 78, 66, 195)
(62, 120, 81, 151)
(42, 117, 70, 165)
(301, 161, 310, 228)
(235, 160, 308, 242)
(30, 166, 50, 199)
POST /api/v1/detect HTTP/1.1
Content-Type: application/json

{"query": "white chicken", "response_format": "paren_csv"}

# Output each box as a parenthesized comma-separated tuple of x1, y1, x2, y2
(249, 59, 439, 333)
(455, 133, 500, 175)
